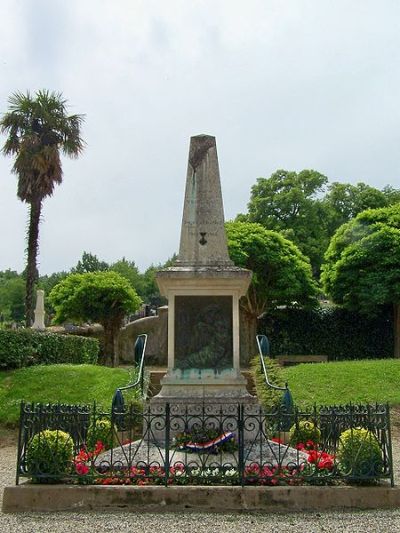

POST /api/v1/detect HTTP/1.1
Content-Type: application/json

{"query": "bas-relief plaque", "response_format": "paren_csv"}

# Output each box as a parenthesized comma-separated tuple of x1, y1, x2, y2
(174, 296, 233, 370)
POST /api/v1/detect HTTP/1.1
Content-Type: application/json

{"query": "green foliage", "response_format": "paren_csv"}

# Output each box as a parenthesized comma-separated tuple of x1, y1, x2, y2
(382, 185, 400, 205)
(259, 306, 393, 360)
(26, 429, 74, 483)
(241, 170, 399, 275)
(86, 418, 115, 450)
(338, 428, 383, 479)
(281, 359, 400, 407)
(49, 271, 141, 325)
(140, 254, 177, 307)
(0, 330, 99, 369)
(322, 205, 400, 357)
(72, 251, 109, 273)
(322, 205, 400, 312)
(0, 272, 25, 322)
(0, 364, 142, 426)
(250, 355, 286, 410)
(49, 271, 142, 365)
(289, 420, 321, 446)
(245, 169, 329, 274)
(109, 258, 146, 297)
(1, 89, 84, 201)
(226, 221, 319, 317)
(322, 182, 390, 236)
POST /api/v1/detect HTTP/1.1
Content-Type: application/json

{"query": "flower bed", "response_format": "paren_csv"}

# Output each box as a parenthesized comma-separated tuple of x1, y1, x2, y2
(16, 402, 394, 487)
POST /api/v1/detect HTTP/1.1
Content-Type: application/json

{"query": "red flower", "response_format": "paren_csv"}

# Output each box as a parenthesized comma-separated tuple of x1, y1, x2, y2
(93, 441, 105, 456)
(75, 463, 89, 476)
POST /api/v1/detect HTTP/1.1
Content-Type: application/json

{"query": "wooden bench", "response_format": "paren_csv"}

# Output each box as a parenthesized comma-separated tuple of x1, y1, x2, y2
(275, 355, 328, 366)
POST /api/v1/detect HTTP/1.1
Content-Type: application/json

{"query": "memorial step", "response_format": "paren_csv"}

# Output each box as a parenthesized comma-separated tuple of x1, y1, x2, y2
(147, 368, 256, 399)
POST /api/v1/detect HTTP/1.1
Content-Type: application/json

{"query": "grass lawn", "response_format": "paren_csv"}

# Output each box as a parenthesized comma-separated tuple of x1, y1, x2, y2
(1, 359, 400, 427)
(281, 359, 400, 407)
(0, 364, 139, 427)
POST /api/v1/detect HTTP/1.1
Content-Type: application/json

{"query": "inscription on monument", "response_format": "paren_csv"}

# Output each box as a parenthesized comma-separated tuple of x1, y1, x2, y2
(174, 296, 233, 370)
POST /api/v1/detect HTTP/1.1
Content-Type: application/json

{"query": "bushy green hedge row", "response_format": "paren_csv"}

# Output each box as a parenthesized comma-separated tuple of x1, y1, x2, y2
(259, 306, 393, 360)
(0, 330, 99, 369)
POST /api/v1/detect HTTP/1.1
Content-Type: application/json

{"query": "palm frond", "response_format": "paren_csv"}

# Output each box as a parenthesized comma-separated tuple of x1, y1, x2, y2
(2, 89, 84, 201)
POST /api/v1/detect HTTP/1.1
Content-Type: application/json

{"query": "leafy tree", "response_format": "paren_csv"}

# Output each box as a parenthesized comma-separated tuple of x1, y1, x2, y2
(322, 182, 389, 237)
(72, 251, 109, 273)
(245, 169, 329, 275)
(141, 254, 178, 307)
(382, 185, 400, 205)
(321, 204, 400, 358)
(1, 90, 84, 326)
(109, 258, 146, 297)
(0, 271, 25, 322)
(49, 271, 142, 366)
(226, 221, 319, 355)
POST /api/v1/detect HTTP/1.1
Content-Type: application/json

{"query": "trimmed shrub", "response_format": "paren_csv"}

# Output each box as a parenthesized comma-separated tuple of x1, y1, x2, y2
(86, 418, 116, 450)
(337, 428, 383, 479)
(0, 330, 99, 369)
(289, 420, 321, 446)
(26, 429, 74, 483)
(259, 306, 393, 360)
(251, 355, 286, 411)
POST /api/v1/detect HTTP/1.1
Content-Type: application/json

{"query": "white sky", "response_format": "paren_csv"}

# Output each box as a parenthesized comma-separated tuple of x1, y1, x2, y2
(0, 0, 399, 274)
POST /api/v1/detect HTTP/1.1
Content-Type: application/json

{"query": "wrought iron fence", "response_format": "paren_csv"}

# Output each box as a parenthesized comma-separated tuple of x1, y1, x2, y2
(16, 401, 394, 486)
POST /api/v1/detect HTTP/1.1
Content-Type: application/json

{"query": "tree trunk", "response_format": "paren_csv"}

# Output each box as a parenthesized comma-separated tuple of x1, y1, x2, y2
(25, 198, 41, 327)
(394, 303, 400, 358)
(102, 321, 121, 367)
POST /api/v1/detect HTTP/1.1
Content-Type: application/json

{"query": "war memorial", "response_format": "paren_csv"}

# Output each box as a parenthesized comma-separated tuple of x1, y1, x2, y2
(2, 136, 398, 513)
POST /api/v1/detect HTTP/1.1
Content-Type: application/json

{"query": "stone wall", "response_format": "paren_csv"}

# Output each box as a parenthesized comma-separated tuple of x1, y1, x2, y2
(117, 306, 168, 366)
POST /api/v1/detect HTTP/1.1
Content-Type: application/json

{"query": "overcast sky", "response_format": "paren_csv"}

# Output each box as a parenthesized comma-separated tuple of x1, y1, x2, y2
(1, 0, 399, 275)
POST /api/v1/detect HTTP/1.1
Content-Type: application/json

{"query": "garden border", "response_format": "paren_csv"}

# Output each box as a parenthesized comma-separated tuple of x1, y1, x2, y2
(3, 484, 400, 513)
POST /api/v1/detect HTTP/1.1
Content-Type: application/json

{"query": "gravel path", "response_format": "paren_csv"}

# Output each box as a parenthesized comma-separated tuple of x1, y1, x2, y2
(1, 420, 400, 532)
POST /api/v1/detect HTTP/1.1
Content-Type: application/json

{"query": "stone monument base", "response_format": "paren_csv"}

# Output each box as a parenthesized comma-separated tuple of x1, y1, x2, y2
(148, 369, 258, 442)
(155, 367, 251, 399)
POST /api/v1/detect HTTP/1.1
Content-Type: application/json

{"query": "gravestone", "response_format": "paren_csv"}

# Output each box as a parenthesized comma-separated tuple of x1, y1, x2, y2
(153, 135, 253, 403)
(32, 289, 46, 331)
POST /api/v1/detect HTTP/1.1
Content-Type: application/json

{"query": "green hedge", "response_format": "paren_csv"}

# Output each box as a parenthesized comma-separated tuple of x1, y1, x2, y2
(250, 355, 286, 410)
(259, 306, 393, 360)
(0, 330, 99, 369)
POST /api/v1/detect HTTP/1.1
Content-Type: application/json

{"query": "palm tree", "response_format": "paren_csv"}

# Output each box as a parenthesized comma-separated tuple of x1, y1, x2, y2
(1, 90, 84, 326)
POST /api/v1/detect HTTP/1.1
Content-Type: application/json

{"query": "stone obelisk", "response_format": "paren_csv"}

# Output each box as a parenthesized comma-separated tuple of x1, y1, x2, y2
(154, 135, 252, 401)
(177, 135, 233, 267)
